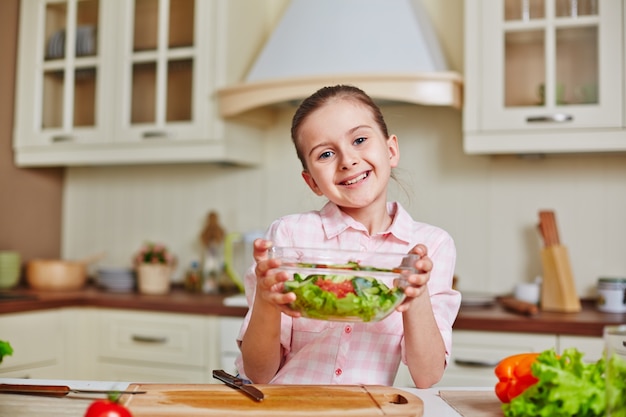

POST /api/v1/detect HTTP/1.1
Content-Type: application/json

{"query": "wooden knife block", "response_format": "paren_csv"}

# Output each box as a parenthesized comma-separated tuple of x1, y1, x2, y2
(540, 245, 581, 312)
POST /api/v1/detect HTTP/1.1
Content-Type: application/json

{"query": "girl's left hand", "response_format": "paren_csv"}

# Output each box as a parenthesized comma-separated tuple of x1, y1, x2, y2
(396, 244, 432, 312)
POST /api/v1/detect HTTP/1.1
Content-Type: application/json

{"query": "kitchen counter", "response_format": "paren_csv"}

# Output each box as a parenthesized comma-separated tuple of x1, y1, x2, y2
(0, 285, 623, 336)
(0, 285, 248, 317)
(0, 378, 496, 417)
(456, 298, 624, 337)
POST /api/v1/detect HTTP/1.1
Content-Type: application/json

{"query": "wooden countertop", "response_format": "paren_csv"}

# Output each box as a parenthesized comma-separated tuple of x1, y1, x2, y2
(1, 286, 623, 336)
(0, 285, 248, 317)
(456, 299, 624, 337)
(0, 380, 472, 417)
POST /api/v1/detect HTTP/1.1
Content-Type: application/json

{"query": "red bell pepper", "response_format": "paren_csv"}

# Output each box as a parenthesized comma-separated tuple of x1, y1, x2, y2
(494, 353, 540, 403)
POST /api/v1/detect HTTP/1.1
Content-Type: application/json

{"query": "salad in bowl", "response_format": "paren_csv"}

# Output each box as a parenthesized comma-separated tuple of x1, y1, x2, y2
(270, 247, 419, 322)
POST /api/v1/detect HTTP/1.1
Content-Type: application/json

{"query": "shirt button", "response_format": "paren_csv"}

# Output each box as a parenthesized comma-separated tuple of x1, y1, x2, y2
(344, 325, 352, 334)
(335, 368, 342, 376)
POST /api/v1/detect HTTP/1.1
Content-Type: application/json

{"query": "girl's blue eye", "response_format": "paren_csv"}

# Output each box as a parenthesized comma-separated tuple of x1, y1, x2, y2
(319, 150, 334, 160)
(354, 136, 366, 145)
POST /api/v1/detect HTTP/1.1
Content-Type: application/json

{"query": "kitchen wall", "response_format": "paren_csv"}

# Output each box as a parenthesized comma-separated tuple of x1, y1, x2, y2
(56, 0, 626, 297)
(0, 0, 64, 263)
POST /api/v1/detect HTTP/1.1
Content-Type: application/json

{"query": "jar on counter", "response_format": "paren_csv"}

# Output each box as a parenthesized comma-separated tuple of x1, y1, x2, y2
(184, 261, 202, 293)
(597, 278, 626, 313)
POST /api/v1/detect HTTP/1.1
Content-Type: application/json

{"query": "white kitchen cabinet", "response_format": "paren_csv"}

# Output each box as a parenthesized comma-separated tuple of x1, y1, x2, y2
(394, 330, 608, 387)
(0, 310, 65, 379)
(395, 330, 557, 387)
(558, 334, 604, 362)
(219, 316, 244, 375)
(464, 0, 626, 154)
(13, 0, 113, 153)
(95, 309, 220, 383)
(13, 0, 271, 166)
(438, 330, 557, 387)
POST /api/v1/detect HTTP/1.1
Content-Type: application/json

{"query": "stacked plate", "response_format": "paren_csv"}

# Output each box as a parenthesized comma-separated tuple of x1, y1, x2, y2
(46, 25, 96, 59)
(96, 267, 135, 293)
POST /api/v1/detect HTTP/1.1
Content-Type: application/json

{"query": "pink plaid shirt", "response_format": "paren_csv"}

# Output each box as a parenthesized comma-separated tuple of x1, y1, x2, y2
(235, 201, 460, 385)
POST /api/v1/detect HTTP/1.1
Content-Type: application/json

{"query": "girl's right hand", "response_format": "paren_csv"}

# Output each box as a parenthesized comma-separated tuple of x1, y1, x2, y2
(252, 238, 300, 317)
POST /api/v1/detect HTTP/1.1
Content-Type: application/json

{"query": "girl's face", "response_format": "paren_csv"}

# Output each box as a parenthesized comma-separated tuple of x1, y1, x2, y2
(297, 99, 399, 210)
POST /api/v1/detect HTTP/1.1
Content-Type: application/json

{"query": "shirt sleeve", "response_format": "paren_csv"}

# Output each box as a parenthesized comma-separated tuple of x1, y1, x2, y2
(401, 230, 461, 366)
(234, 218, 297, 378)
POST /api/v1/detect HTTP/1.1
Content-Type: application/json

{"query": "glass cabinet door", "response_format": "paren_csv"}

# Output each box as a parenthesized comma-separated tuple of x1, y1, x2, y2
(480, 0, 621, 131)
(123, 0, 197, 140)
(41, 0, 102, 142)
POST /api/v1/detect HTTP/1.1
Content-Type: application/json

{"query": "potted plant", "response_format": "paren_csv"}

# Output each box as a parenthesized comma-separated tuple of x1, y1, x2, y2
(133, 242, 176, 294)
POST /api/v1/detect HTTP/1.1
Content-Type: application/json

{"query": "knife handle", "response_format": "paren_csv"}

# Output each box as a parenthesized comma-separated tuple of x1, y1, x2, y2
(213, 369, 243, 386)
(0, 384, 70, 397)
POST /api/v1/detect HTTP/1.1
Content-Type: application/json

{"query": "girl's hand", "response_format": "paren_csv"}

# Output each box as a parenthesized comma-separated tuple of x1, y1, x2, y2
(252, 239, 301, 317)
(396, 244, 432, 312)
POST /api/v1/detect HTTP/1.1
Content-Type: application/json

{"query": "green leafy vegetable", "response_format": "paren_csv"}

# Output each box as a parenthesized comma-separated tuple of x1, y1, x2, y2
(0, 340, 13, 364)
(283, 273, 404, 322)
(503, 347, 626, 417)
(607, 351, 626, 417)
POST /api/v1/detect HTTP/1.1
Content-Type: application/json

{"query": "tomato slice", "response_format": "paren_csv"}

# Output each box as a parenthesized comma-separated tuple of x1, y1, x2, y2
(315, 279, 356, 298)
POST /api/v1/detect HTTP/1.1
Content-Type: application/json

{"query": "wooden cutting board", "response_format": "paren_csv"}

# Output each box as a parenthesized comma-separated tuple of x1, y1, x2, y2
(120, 384, 423, 417)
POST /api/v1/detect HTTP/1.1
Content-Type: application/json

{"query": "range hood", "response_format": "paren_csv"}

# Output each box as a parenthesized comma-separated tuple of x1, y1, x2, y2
(217, 0, 462, 123)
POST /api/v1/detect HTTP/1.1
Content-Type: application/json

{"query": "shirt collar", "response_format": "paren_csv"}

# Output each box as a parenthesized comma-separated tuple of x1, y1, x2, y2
(319, 201, 413, 244)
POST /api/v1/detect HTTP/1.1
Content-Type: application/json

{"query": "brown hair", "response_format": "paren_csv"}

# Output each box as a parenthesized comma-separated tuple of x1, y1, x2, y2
(290, 85, 390, 170)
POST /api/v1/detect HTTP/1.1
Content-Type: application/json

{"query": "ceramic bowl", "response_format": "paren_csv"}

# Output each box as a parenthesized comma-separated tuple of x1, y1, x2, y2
(26, 259, 87, 291)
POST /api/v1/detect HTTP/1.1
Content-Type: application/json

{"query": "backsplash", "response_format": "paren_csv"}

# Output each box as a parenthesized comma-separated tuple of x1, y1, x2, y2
(63, 106, 626, 297)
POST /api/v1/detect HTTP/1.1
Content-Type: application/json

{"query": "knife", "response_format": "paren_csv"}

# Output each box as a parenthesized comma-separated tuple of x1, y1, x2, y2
(0, 383, 146, 397)
(212, 369, 264, 402)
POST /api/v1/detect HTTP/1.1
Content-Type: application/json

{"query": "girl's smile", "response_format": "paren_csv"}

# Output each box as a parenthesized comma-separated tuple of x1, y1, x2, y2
(339, 170, 370, 186)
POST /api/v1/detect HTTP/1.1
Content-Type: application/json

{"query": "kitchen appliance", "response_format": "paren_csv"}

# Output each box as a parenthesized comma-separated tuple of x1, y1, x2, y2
(120, 383, 424, 416)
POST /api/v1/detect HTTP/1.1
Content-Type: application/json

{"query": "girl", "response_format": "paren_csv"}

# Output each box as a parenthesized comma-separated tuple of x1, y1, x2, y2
(235, 85, 460, 388)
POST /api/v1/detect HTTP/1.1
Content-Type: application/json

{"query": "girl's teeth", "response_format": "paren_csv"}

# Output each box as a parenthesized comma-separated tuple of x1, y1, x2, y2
(345, 172, 368, 185)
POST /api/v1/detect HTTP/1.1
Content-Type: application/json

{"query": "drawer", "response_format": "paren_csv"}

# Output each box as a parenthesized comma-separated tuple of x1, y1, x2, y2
(0, 310, 64, 372)
(97, 309, 209, 367)
(97, 362, 207, 383)
(558, 335, 604, 362)
(437, 331, 557, 387)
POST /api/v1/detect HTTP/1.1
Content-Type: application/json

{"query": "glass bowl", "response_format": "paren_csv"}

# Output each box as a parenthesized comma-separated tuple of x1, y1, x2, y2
(270, 246, 419, 322)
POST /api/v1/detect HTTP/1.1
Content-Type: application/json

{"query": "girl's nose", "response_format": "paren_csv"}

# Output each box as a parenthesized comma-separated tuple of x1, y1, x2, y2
(340, 151, 359, 170)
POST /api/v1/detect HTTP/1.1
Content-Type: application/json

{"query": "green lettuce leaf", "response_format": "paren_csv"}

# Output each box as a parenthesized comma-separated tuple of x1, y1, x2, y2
(283, 273, 403, 322)
(503, 348, 617, 417)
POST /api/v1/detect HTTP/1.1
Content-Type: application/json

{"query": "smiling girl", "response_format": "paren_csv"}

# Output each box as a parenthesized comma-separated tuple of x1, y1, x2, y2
(235, 85, 461, 388)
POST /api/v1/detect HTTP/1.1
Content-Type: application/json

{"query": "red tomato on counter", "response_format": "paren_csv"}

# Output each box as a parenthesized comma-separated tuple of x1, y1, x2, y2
(84, 399, 132, 417)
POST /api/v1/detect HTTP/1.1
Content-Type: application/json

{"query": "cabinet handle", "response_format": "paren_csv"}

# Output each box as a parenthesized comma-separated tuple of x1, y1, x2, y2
(131, 334, 168, 344)
(454, 358, 500, 368)
(52, 135, 75, 143)
(526, 114, 573, 123)
(142, 131, 169, 139)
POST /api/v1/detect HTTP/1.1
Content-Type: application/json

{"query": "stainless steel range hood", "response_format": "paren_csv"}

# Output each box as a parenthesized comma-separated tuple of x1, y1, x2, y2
(217, 0, 462, 123)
